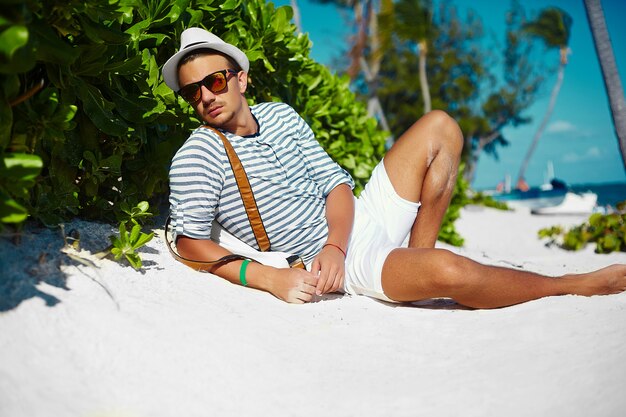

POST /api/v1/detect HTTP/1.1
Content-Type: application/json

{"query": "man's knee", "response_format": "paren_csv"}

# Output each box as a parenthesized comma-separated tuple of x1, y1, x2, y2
(420, 110, 463, 154)
(428, 249, 469, 292)
(421, 109, 453, 125)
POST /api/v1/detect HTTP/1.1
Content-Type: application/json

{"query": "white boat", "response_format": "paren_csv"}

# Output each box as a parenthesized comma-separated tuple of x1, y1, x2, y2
(491, 162, 598, 214)
(530, 191, 598, 215)
(492, 186, 568, 210)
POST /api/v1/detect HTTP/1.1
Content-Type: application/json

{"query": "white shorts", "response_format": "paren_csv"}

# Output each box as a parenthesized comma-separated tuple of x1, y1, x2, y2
(342, 159, 421, 302)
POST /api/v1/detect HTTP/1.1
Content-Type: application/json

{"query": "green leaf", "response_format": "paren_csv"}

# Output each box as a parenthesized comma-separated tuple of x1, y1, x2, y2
(2, 153, 43, 182)
(220, 0, 240, 11)
(184, 8, 205, 26)
(588, 213, 603, 227)
(109, 89, 162, 123)
(307, 74, 322, 92)
(105, 56, 143, 75)
(74, 79, 128, 137)
(73, 45, 107, 76)
(0, 194, 28, 223)
(136, 201, 149, 213)
(271, 7, 290, 33)
(125, 19, 151, 39)
(118, 222, 129, 245)
(0, 39, 35, 73)
(129, 223, 141, 243)
(78, 15, 130, 45)
(132, 231, 154, 250)
(605, 214, 620, 228)
(50, 103, 78, 129)
(82, 151, 98, 168)
(153, 80, 177, 105)
(100, 154, 122, 173)
(0, 25, 29, 59)
(599, 233, 619, 253)
(125, 252, 142, 269)
(30, 23, 78, 65)
(353, 163, 371, 179)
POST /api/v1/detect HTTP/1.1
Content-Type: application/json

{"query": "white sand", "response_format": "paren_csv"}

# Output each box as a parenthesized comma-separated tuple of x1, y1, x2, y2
(1, 206, 625, 417)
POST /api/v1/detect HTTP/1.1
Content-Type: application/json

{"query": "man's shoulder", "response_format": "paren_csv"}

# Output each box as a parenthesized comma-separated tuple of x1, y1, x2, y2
(187, 125, 225, 144)
(173, 126, 225, 159)
(252, 101, 297, 117)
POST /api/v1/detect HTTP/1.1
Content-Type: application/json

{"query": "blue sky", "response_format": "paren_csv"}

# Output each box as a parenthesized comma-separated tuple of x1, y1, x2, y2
(272, 0, 626, 189)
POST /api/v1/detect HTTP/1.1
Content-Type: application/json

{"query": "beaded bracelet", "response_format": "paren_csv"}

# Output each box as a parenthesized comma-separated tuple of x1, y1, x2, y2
(323, 243, 346, 258)
(239, 259, 250, 286)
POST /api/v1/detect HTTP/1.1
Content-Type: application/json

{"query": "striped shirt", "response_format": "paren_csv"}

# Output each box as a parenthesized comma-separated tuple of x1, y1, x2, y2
(169, 102, 355, 263)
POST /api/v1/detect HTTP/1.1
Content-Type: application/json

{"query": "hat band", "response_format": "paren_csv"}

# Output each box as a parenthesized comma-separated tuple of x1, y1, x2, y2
(184, 41, 208, 49)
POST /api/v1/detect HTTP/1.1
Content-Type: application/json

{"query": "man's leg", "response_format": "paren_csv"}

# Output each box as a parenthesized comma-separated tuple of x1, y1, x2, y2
(380, 110, 626, 307)
(382, 110, 463, 248)
(382, 248, 626, 308)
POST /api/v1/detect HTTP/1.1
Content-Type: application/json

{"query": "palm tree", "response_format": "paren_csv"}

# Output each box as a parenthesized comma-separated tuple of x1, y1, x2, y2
(583, 0, 626, 171)
(394, 0, 434, 114)
(516, 7, 573, 186)
(315, 0, 393, 142)
(313, 0, 373, 80)
(366, 0, 394, 144)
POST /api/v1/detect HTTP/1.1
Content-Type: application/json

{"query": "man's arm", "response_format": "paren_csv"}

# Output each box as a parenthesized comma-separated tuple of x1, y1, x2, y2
(176, 237, 319, 303)
(311, 183, 355, 295)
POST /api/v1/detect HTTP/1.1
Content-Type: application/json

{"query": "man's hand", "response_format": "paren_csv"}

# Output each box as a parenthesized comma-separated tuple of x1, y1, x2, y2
(311, 245, 346, 295)
(267, 268, 319, 304)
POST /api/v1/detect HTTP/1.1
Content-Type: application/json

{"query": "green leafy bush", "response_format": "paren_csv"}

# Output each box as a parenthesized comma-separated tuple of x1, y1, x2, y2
(1, 0, 465, 245)
(110, 201, 154, 269)
(468, 191, 510, 211)
(538, 202, 626, 254)
(0, 153, 42, 224)
(1, 0, 385, 221)
(110, 222, 153, 269)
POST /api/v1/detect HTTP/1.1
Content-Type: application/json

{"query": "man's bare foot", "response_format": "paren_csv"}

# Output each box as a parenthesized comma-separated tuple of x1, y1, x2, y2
(562, 264, 626, 296)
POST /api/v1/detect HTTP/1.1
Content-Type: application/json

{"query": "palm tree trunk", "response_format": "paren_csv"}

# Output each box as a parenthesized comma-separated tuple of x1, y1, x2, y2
(360, 57, 393, 146)
(418, 39, 431, 113)
(348, 0, 372, 80)
(583, 0, 626, 171)
(369, 0, 382, 76)
(464, 146, 481, 184)
(517, 59, 566, 184)
(463, 130, 502, 183)
(360, 3, 393, 145)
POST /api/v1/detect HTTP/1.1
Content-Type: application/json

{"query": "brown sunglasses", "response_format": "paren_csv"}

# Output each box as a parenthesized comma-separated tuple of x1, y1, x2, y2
(178, 69, 238, 103)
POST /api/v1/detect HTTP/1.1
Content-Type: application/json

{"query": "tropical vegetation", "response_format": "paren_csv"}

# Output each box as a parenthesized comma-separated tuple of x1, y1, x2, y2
(538, 201, 626, 254)
(3, 0, 463, 266)
(321, 0, 562, 184)
(516, 6, 572, 186)
(5, 0, 614, 268)
(583, 0, 626, 171)
(0, 0, 398, 268)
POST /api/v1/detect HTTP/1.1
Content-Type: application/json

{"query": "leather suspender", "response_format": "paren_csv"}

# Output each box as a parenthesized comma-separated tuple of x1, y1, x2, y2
(202, 125, 271, 251)
(165, 125, 305, 270)
(165, 217, 249, 270)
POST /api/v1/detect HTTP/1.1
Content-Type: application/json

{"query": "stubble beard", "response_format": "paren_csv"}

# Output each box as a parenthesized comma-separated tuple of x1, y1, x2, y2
(200, 104, 233, 130)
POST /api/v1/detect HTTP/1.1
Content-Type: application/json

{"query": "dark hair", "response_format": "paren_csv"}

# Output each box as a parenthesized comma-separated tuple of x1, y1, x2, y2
(177, 48, 242, 72)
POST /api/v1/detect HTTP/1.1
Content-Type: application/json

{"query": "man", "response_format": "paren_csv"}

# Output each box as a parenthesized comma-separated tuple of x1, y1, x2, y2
(163, 28, 626, 307)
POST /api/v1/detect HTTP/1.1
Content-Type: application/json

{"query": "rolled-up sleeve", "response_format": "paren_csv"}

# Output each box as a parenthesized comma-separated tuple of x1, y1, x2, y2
(293, 109, 354, 196)
(169, 129, 225, 239)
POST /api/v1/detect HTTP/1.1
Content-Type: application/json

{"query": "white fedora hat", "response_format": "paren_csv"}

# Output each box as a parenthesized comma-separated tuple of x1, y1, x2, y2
(162, 27, 249, 91)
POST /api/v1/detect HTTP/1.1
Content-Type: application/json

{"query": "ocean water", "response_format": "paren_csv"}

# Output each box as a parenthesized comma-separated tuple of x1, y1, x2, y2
(570, 182, 626, 208)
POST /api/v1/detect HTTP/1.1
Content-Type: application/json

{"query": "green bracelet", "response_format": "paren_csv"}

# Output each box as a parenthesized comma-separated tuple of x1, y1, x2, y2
(239, 259, 250, 286)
